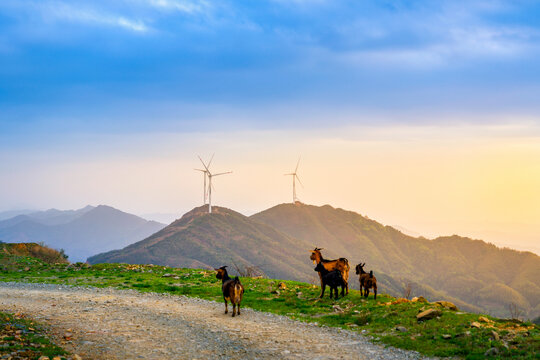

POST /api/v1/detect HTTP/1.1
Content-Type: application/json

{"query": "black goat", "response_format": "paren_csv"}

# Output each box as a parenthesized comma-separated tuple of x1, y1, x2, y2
(215, 266, 244, 317)
(314, 262, 346, 299)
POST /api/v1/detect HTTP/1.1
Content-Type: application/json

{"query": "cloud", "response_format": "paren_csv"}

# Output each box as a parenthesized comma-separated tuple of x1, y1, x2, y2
(45, 1, 150, 32)
(0, 0, 150, 33)
(146, 0, 209, 14)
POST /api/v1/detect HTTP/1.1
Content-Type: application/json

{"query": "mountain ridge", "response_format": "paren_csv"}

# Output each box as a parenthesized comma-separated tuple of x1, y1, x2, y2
(0, 205, 166, 262)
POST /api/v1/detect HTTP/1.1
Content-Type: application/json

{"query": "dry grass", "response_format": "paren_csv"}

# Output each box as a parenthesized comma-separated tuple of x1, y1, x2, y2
(1, 243, 69, 264)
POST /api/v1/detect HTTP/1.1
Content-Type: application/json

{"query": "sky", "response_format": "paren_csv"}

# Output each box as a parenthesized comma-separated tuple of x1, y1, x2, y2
(1, 0, 539, 254)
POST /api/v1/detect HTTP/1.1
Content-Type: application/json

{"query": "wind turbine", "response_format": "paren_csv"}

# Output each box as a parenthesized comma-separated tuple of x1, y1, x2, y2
(194, 154, 214, 205)
(198, 155, 232, 213)
(285, 157, 303, 203)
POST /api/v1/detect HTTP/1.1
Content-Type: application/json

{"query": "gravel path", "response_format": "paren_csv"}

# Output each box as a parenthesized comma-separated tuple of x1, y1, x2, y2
(0, 282, 428, 360)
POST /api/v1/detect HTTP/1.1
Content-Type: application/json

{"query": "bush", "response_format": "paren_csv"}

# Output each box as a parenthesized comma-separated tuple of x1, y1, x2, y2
(0, 243, 69, 264)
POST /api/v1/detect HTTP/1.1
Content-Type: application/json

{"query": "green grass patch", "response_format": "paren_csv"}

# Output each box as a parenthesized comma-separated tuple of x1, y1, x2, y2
(0, 311, 68, 359)
(1, 253, 539, 359)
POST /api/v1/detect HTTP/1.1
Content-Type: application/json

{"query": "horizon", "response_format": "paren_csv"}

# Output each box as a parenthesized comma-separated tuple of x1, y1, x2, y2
(1, 1, 539, 257)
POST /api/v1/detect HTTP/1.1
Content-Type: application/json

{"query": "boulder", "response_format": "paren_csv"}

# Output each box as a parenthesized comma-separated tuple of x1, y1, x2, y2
(435, 301, 458, 311)
(416, 308, 442, 321)
(478, 316, 491, 323)
(411, 296, 428, 303)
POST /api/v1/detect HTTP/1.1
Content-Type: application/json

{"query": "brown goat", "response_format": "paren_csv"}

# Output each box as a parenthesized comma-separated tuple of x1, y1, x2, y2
(355, 263, 377, 299)
(215, 266, 244, 317)
(310, 247, 350, 297)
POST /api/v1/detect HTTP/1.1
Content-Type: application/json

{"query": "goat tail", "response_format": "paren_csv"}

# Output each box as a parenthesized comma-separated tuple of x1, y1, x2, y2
(233, 277, 243, 303)
(369, 270, 373, 278)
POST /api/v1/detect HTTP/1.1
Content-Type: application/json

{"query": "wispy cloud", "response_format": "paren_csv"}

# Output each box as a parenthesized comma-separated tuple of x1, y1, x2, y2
(338, 25, 540, 68)
(146, 0, 210, 14)
(0, 0, 150, 33)
(44, 1, 149, 32)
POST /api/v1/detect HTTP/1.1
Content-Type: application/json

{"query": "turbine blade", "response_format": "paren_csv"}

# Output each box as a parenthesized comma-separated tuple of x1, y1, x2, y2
(198, 155, 210, 172)
(213, 171, 232, 177)
(284, 173, 294, 176)
(207, 153, 215, 169)
(296, 174, 304, 187)
(295, 157, 301, 173)
(194, 168, 206, 172)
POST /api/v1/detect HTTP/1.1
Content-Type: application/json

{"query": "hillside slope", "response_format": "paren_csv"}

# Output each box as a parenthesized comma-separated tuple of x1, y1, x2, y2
(88, 206, 314, 281)
(0, 205, 165, 262)
(251, 203, 540, 318)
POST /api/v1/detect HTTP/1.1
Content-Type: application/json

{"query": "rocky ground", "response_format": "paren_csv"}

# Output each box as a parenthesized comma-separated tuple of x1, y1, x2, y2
(0, 282, 431, 360)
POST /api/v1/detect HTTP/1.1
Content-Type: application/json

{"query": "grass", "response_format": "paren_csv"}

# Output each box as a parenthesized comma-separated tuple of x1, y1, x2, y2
(0, 311, 68, 360)
(1, 253, 539, 359)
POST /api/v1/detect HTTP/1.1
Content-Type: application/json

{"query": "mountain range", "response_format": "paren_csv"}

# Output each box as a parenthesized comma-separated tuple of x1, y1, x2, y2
(88, 206, 314, 281)
(0, 205, 166, 262)
(90, 203, 540, 319)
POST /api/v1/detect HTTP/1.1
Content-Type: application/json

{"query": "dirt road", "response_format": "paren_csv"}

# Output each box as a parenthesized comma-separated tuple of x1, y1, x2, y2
(0, 283, 427, 359)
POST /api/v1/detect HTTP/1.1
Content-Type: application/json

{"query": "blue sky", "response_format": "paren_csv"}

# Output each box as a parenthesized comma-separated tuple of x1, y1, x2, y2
(1, 0, 540, 136)
(1, 1, 540, 255)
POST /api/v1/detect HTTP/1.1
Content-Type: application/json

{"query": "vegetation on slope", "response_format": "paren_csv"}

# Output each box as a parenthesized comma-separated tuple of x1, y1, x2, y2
(1, 252, 539, 359)
(1, 242, 68, 265)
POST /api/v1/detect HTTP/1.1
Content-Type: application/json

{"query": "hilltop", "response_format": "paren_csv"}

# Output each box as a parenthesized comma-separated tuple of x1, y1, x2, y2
(88, 206, 314, 281)
(0, 205, 165, 262)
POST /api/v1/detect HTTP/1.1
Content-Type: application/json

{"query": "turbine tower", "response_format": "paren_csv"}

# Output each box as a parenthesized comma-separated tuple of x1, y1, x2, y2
(285, 157, 303, 203)
(198, 155, 232, 213)
(194, 154, 214, 204)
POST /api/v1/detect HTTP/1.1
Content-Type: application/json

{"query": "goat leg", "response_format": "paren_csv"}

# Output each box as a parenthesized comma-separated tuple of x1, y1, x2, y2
(232, 303, 236, 317)
(224, 299, 228, 314)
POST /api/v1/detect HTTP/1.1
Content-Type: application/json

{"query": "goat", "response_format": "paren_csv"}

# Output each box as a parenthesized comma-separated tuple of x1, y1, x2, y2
(310, 247, 350, 296)
(215, 266, 244, 317)
(314, 262, 346, 299)
(355, 263, 377, 299)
